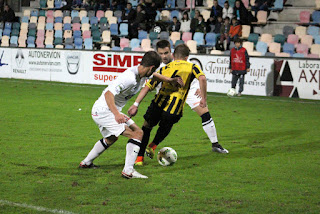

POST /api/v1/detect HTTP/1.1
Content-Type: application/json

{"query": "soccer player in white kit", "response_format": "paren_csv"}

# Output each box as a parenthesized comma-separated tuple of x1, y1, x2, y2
(132, 41, 228, 166)
(79, 51, 182, 179)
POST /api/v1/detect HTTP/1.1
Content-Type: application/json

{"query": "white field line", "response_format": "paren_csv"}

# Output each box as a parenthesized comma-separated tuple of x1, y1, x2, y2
(1, 78, 319, 105)
(0, 199, 77, 214)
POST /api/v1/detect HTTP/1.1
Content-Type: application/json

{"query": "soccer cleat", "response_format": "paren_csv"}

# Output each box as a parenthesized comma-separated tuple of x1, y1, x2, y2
(212, 143, 229, 154)
(145, 147, 155, 159)
(78, 161, 99, 169)
(237, 93, 242, 97)
(121, 169, 148, 179)
(134, 161, 144, 166)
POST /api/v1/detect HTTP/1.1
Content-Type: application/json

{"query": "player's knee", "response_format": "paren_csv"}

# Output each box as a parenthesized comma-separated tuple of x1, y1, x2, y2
(133, 128, 144, 141)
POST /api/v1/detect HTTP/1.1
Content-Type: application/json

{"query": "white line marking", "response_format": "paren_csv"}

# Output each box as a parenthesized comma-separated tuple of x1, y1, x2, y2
(1, 78, 319, 105)
(0, 199, 77, 214)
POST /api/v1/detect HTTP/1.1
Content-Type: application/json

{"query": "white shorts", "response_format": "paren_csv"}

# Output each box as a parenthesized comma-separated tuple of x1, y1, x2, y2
(91, 106, 134, 138)
(186, 87, 201, 109)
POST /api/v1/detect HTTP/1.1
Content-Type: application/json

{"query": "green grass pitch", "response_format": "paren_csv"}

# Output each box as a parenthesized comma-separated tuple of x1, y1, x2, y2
(0, 78, 319, 214)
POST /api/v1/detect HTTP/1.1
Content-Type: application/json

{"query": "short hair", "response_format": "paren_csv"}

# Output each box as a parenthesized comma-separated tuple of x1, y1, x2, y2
(234, 38, 242, 44)
(173, 44, 190, 59)
(156, 40, 171, 50)
(140, 51, 161, 68)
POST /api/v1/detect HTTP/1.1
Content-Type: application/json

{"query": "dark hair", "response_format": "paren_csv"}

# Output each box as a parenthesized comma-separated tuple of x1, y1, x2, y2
(234, 38, 242, 44)
(140, 51, 161, 68)
(173, 44, 190, 59)
(182, 12, 189, 21)
(156, 40, 171, 50)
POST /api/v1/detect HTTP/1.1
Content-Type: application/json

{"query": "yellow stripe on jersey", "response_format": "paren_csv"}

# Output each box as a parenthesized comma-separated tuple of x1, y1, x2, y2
(146, 60, 205, 116)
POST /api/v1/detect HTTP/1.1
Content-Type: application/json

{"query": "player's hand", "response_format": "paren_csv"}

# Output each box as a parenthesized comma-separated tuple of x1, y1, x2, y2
(200, 98, 207, 108)
(169, 77, 184, 88)
(115, 113, 127, 124)
(127, 105, 138, 117)
(195, 89, 202, 98)
(230, 69, 232, 74)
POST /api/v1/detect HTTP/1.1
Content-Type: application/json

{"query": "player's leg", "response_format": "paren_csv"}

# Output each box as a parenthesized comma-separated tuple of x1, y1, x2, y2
(79, 135, 118, 168)
(238, 74, 245, 96)
(231, 73, 239, 89)
(146, 113, 181, 159)
(121, 124, 148, 179)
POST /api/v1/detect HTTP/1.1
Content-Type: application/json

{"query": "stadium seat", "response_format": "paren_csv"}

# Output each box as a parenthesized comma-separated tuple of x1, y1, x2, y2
(63, 23, 72, 31)
(166, 0, 176, 8)
(312, 11, 320, 24)
(295, 26, 307, 39)
(45, 30, 54, 39)
(1, 35, 9, 46)
(307, 26, 319, 37)
(256, 41, 268, 56)
(193, 32, 205, 46)
(269, 0, 283, 10)
(10, 36, 18, 47)
(39, 0, 47, 8)
(55, 0, 62, 8)
(88, 10, 95, 18)
(287, 34, 299, 46)
(170, 32, 181, 45)
(100, 17, 108, 25)
(296, 44, 309, 55)
(102, 30, 111, 44)
(72, 23, 81, 31)
(55, 17, 63, 23)
(21, 16, 29, 23)
(84, 38, 93, 49)
(79, 10, 88, 21)
(54, 37, 63, 45)
(73, 30, 82, 39)
(205, 33, 217, 46)
(28, 29, 36, 37)
(210, 50, 223, 55)
(23, 9, 31, 18)
(149, 31, 159, 42)
(112, 46, 121, 51)
(30, 10, 38, 17)
(132, 47, 143, 51)
(130, 38, 140, 49)
(81, 17, 89, 24)
(90, 17, 98, 25)
(159, 31, 169, 40)
(175, 40, 184, 46)
(283, 26, 294, 38)
(182, 32, 193, 43)
(72, 17, 81, 24)
(47, 10, 54, 18)
(123, 47, 131, 51)
(83, 30, 91, 39)
(260, 33, 273, 45)
(292, 53, 305, 58)
(241, 25, 251, 40)
(249, 51, 262, 56)
(283, 43, 295, 56)
(54, 23, 63, 31)
(96, 10, 104, 21)
(47, 17, 54, 23)
(307, 54, 319, 58)
(243, 41, 254, 53)
(74, 38, 83, 49)
(187, 40, 197, 53)
(30, 16, 38, 24)
(273, 34, 286, 46)
(301, 35, 313, 48)
(171, 10, 181, 20)
(269, 42, 281, 54)
(120, 38, 130, 49)
(248, 33, 259, 45)
(54, 30, 63, 38)
(316, 0, 320, 9)
(265, 52, 275, 57)
(186, 0, 195, 8)
(310, 44, 320, 55)
(54, 10, 63, 18)
(110, 23, 118, 36)
(201, 10, 211, 22)
(39, 10, 46, 17)
(108, 17, 117, 25)
(11, 29, 19, 37)
(160, 10, 170, 21)
(300, 11, 310, 24)
(177, 0, 185, 8)
(254, 11, 267, 24)
(27, 36, 35, 47)
(275, 52, 290, 57)
(114, 10, 122, 23)
(92, 30, 101, 42)
(105, 10, 113, 19)
(141, 39, 151, 51)
(18, 37, 26, 47)
(100, 23, 109, 32)
(101, 45, 110, 50)
(119, 23, 129, 37)
(129, 0, 139, 7)
(63, 10, 70, 17)
(81, 23, 90, 32)
(71, 10, 79, 19)
(64, 30, 72, 39)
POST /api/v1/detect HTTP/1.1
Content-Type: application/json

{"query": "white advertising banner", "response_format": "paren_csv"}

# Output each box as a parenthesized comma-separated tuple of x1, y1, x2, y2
(188, 54, 274, 96)
(276, 59, 320, 100)
(0, 48, 12, 78)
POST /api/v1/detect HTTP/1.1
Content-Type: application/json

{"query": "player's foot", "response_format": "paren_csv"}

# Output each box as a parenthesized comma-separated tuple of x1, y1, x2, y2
(135, 156, 144, 166)
(79, 161, 99, 169)
(145, 147, 155, 159)
(237, 93, 242, 96)
(212, 143, 229, 154)
(121, 169, 148, 179)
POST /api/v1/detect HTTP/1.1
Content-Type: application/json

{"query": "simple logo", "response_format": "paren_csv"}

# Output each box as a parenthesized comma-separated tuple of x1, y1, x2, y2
(0, 51, 8, 67)
(66, 52, 81, 74)
(233, 53, 243, 64)
(15, 50, 24, 68)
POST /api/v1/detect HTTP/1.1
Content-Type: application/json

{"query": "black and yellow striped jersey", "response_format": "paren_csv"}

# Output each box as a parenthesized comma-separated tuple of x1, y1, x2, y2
(146, 60, 205, 116)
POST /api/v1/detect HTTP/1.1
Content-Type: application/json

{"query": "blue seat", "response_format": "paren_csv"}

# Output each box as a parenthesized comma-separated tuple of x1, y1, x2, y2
(90, 17, 98, 25)
(71, 10, 79, 19)
(170, 10, 180, 20)
(248, 33, 259, 45)
(138, 30, 148, 41)
(55, 0, 62, 8)
(193, 32, 204, 46)
(81, 17, 89, 24)
(27, 36, 35, 47)
(112, 46, 121, 51)
(54, 30, 63, 38)
(10, 35, 18, 47)
(312, 11, 320, 24)
(21, 16, 29, 23)
(65, 44, 74, 49)
(269, 0, 283, 10)
(63, 23, 72, 30)
(314, 35, 320, 44)
(31, 10, 38, 17)
(205, 33, 217, 46)
(166, 0, 176, 8)
(307, 26, 319, 37)
(84, 38, 93, 49)
(46, 44, 54, 49)
(130, 38, 140, 49)
(283, 43, 295, 56)
(3, 28, 11, 36)
(256, 41, 268, 55)
(55, 17, 63, 23)
(119, 23, 128, 37)
(110, 23, 118, 36)
(293, 53, 305, 58)
(46, 23, 53, 30)
(0, 29, 3, 39)
(74, 38, 83, 49)
(123, 47, 132, 51)
(159, 31, 169, 40)
(73, 30, 82, 39)
(4, 22, 12, 30)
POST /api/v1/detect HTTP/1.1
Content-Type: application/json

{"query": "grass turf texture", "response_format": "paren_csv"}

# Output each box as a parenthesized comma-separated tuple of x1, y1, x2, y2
(0, 78, 319, 214)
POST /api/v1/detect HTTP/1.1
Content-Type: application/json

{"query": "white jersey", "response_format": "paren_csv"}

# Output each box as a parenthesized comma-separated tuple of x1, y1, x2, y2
(94, 66, 146, 111)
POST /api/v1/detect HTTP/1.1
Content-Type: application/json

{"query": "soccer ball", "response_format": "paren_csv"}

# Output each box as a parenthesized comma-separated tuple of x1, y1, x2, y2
(154, 26, 161, 33)
(227, 88, 237, 97)
(157, 147, 177, 166)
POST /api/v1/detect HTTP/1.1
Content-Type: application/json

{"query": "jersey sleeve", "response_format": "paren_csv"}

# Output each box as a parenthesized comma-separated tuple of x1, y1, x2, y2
(107, 73, 135, 96)
(192, 64, 205, 79)
(145, 66, 166, 90)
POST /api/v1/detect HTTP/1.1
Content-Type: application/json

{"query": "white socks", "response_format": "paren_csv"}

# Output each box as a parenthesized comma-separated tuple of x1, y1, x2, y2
(123, 139, 141, 173)
(83, 139, 108, 165)
(203, 119, 218, 143)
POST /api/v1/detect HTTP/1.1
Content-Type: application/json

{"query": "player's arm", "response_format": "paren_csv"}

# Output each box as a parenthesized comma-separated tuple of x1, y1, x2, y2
(105, 91, 127, 124)
(152, 72, 184, 87)
(127, 85, 151, 117)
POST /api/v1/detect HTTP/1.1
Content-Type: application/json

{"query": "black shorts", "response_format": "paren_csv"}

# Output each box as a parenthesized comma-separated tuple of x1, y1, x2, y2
(143, 101, 181, 128)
